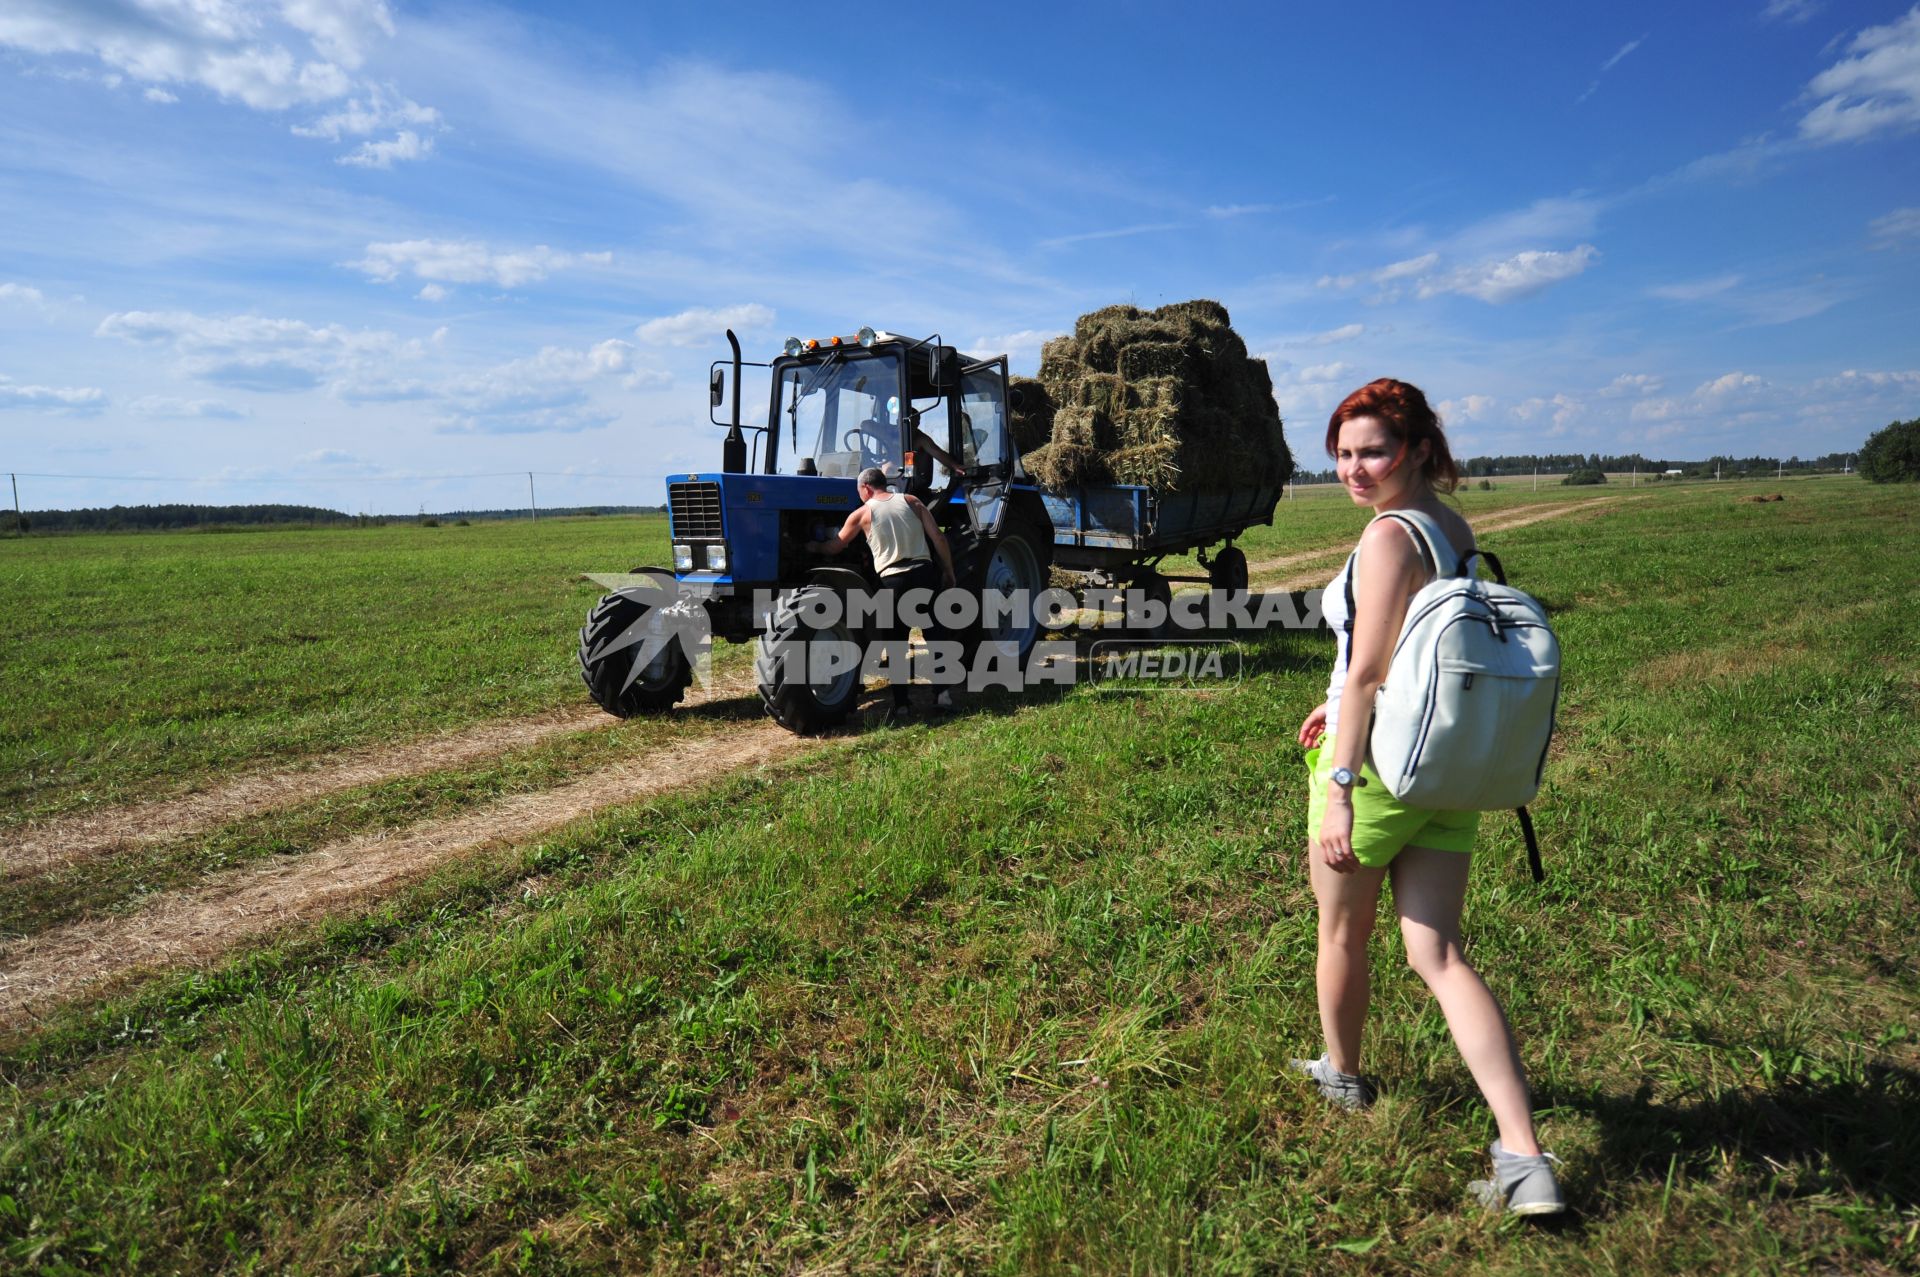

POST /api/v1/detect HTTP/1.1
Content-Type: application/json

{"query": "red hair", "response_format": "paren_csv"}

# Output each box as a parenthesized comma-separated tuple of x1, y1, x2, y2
(1325, 378, 1461, 495)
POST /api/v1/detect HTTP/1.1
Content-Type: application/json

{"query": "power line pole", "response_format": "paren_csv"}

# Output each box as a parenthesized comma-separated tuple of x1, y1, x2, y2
(10, 473, 20, 535)
(528, 472, 538, 522)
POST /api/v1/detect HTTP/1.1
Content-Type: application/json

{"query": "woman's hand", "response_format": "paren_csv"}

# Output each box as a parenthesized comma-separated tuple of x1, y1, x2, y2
(1297, 701, 1328, 748)
(1315, 794, 1360, 873)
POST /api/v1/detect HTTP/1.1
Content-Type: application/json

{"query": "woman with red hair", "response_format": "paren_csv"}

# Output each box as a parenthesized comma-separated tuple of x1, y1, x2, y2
(1291, 378, 1564, 1216)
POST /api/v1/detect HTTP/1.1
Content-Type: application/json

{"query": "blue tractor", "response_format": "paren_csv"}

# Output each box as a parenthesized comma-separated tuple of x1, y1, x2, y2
(578, 326, 1055, 733)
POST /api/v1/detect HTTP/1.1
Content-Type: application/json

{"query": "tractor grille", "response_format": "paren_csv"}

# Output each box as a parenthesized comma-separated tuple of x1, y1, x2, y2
(668, 481, 723, 539)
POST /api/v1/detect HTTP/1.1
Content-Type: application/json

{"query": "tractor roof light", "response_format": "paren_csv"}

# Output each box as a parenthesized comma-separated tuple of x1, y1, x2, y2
(857, 326, 876, 347)
(829, 335, 842, 347)
(783, 337, 804, 357)
(805, 338, 820, 350)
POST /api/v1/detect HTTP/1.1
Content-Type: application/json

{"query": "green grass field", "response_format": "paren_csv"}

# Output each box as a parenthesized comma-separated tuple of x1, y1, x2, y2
(2, 477, 1916, 1273)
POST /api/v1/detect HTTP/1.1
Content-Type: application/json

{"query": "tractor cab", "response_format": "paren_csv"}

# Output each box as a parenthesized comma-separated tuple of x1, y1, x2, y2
(757, 328, 1021, 540)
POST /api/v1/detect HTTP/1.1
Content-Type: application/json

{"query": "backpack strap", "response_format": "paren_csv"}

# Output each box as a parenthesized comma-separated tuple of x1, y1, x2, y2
(1376, 509, 1464, 578)
(1516, 806, 1544, 882)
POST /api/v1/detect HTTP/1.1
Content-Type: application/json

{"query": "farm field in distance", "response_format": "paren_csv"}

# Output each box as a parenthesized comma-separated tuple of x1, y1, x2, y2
(1, 475, 1916, 1273)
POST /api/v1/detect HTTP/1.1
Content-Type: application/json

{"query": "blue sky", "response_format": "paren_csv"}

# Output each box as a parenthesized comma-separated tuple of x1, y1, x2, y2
(3, 0, 1918, 512)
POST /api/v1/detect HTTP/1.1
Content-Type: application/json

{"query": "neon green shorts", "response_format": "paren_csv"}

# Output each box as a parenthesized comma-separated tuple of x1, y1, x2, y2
(1305, 733, 1479, 867)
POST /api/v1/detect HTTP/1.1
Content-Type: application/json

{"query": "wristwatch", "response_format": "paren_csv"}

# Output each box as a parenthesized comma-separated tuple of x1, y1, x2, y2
(1330, 766, 1369, 789)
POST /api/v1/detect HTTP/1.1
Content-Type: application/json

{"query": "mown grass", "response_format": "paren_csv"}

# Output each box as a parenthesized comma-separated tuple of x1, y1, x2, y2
(0, 516, 669, 825)
(4, 478, 1916, 1273)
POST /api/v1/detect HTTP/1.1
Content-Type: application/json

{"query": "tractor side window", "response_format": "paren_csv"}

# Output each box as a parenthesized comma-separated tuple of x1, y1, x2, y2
(961, 371, 1008, 471)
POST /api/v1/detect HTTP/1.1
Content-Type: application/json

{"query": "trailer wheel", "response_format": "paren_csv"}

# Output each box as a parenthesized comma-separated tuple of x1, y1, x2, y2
(578, 589, 693, 716)
(756, 585, 863, 734)
(1209, 545, 1249, 593)
(970, 521, 1053, 667)
(1128, 573, 1174, 639)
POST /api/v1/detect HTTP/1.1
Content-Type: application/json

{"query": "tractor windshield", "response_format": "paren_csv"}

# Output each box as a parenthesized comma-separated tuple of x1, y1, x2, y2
(775, 351, 904, 479)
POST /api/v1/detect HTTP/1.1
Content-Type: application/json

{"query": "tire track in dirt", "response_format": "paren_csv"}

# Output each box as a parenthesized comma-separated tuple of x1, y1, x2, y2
(2, 669, 761, 879)
(1247, 496, 1641, 593)
(0, 716, 818, 1027)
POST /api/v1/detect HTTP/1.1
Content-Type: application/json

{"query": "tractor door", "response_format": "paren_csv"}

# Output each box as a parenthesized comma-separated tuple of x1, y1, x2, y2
(958, 357, 1014, 539)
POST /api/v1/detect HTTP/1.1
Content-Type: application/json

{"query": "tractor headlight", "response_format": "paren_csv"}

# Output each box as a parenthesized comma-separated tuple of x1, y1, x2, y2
(704, 543, 728, 572)
(857, 326, 876, 347)
(783, 337, 804, 357)
(673, 543, 694, 572)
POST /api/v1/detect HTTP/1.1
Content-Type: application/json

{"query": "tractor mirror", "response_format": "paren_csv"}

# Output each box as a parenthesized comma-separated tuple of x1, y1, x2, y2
(710, 369, 725, 408)
(928, 345, 943, 387)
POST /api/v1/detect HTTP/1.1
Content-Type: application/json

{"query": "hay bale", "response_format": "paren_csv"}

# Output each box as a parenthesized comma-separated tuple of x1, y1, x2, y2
(1076, 372, 1125, 418)
(1154, 299, 1232, 329)
(1053, 405, 1117, 451)
(1038, 336, 1084, 385)
(1024, 440, 1112, 489)
(1017, 298, 1295, 494)
(1125, 375, 1195, 414)
(1009, 376, 1054, 454)
(1117, 341, 1199, 383)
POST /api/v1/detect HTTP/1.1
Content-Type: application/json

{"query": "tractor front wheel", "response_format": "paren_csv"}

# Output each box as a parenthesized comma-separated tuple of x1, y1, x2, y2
(578, 589, 694, 717)
(756, 585, 863, 734)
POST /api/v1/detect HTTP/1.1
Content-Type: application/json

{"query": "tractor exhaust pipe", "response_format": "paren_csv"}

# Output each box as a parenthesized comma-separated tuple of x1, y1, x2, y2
(722, 328, 747, 473)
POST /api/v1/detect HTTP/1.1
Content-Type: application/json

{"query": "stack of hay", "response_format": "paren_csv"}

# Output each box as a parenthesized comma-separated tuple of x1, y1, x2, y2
(1012, 300, 1294, 493)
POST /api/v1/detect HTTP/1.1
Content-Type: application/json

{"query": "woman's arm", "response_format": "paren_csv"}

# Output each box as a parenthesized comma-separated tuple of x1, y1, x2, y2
(1316, 520, 1427, 869)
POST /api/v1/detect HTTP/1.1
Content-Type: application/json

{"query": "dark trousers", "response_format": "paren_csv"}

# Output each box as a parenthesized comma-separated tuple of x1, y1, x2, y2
(877, 559, 943, 705)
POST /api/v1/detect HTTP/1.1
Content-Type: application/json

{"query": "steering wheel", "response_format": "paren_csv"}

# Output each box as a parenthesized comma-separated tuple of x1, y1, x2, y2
(842, 423, 888, 460)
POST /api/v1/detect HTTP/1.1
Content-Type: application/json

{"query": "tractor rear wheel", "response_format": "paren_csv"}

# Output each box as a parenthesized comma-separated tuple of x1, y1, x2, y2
(578, 589, 693, 717)
(756, 585, 863, 734)
(967, 520, 1053, 669)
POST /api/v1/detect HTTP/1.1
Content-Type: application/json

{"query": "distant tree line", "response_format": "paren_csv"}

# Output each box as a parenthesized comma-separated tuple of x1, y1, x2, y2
(8, 502, 676, 535)
(1858, 419, 1920, 483)
(1292, 451, 1865, 484)
(17, 504, 356, 533)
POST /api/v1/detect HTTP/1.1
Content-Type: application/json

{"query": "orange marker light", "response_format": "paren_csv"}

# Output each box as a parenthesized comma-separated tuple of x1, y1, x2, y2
(830, 335, 842, 346)
(805, 338, 819, 350)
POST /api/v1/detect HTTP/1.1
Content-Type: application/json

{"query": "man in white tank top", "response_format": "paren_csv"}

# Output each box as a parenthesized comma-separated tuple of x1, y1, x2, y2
(809, 467, 958, 721)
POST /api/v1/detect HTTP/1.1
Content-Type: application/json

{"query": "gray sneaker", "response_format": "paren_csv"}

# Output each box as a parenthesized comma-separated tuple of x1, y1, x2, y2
(1469, 1141, 1565, 1216)
(1289, 1052, 1377, 1110)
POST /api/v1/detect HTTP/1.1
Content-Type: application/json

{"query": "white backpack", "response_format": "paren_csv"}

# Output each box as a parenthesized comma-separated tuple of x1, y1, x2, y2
(1342, 510, 1560, 877)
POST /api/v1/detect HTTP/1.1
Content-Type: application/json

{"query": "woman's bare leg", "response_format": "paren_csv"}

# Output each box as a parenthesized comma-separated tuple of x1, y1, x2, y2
(1309, 853, 1389, 1075)
(1389, 845, 1541, 1153)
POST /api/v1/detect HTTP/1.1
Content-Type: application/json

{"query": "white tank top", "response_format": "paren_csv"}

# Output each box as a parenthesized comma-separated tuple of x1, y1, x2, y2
(865, 493, 930, 576)
(1322, 515, 1475, 734)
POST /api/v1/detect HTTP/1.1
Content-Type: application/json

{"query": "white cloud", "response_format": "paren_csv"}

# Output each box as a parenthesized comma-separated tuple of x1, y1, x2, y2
(1650, 273, 1743, 301)
(1578, 34, 1648, 103)
(434, 338, 641, 434)
(127, 395, 248, 420)
(1696, 371, 1770, 398)
(1438, 394, 1497, 422)
(636, 303, 776, 347)
(1600, 373, 1664, 397)
(1799, 7, 1920, 143)
(1420, 245, 1601, 303)
(0, 0, 438, 164)
(0, 282, 47, 306)
(416, 284, 448, 302)
(1763, 0, 1821, 23)
(292, 85, 441, 139)
(1870, 206, 1920, 246)
(1037, 222, 1183, 250)
(297, 447, 372, 465)
(352, 240, 612, 288)
(0, 373, 106, 414)
(972, 329, 1064, 365)
(337, 129, 432, 168)
(1511, 394, 1583, 432)
(1815, 368, 1920, 390)
(1306, 322, 1364, 346)
(96, 309, 422, 393)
